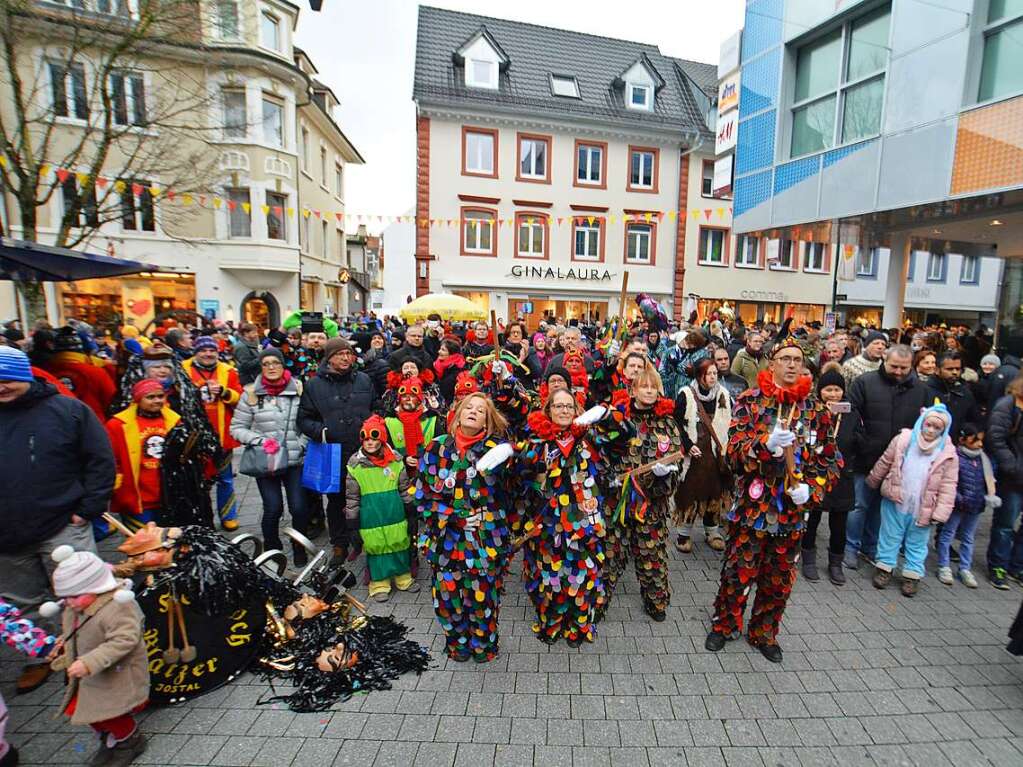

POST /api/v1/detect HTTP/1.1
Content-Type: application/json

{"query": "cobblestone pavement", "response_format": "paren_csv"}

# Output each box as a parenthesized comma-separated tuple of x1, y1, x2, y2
(4, 473, 1023, 766)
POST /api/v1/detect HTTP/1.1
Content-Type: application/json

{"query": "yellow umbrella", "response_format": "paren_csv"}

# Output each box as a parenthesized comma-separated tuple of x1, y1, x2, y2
(398, 293, 487, 322)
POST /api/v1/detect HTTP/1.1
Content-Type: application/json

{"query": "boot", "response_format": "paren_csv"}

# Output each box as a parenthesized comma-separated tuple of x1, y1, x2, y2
(801, 547, 819, 581)
(828, 552, 846, 585)
(292, 543, 308, 569)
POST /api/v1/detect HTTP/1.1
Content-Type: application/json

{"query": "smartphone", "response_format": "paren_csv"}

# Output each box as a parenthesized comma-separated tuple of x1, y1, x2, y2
(828, 402, 852, 414)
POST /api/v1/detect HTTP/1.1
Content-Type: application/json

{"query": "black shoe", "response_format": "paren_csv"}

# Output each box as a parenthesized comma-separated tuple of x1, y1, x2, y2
(756, 642, 783, 664)
(0, 746, 19, 767)
(1009, 571, 1023, 586)
(331, 545, 349, 566)
(307, 516, 326, 539)
(705, 631, 726, 652)
(293, 545, 308, 568)
(566, 635, 583, 648)
(991, 568, 1011, 590)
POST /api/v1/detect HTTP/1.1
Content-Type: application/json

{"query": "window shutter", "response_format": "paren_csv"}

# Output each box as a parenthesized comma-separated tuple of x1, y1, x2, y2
(131, 76, 146, 126)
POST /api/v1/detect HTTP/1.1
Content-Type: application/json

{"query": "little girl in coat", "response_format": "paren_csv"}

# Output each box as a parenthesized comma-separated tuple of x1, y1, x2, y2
(867, 403, 959, 597)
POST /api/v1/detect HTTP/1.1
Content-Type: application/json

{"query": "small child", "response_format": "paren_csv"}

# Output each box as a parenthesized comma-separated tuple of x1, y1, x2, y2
(936, 423, 1000, 588)
(867, 403, 959, 597)
(41, 546, 149, 767)
(345, 415, 422, 602)
(0, 598, 57, 767)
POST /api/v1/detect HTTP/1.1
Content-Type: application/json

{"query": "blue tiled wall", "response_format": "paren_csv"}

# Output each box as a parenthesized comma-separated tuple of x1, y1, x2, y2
(773, 155, 820, 196)
(736, 110, 776, 176)
(740, 47, 780, 117)
(735, 170, 773, 217)
(741, 0, 784, 63)
(822, 138, 877, 168)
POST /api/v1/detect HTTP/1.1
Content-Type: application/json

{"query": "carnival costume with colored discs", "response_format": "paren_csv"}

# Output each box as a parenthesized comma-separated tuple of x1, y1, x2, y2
(609, 396, 684, 619)
(710, 363, 841, 649)
(516, 399, 633, 645)
(414, 432, 515, 662)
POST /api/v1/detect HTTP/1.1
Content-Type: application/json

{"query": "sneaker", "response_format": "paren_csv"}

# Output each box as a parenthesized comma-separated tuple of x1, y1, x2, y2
(959, 570, 978, 589)
(937, 566, 954, 585)
(1009, 571, 1023, 586)
(872, 568, 892, 589)
(371, 590, 391, 603)
(106, 731, 146, 767)
(991, 567, 1011, 590)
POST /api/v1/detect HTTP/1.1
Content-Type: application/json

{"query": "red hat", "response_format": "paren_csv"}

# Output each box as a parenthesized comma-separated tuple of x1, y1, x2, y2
(454, 371, 479, 398)
(360, 414, 389, 443)
(132, 379, 164, 402)
(397, 376, 423, 400)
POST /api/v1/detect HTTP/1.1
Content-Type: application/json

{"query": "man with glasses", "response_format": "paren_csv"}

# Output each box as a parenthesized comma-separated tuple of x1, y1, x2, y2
(298, 337, 379, 563)
(705, 338, 840, 664)
(389, 323, 434, 373)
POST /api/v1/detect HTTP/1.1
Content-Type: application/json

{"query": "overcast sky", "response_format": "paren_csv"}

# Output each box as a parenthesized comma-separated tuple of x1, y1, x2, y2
(295, 0, 745, 232)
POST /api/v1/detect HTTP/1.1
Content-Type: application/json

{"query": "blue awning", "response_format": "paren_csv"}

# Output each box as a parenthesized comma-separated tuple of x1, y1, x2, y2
(0, 237, 160, 282)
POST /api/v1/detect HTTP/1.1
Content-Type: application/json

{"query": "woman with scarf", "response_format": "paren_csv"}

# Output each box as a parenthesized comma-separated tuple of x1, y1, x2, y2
(674, 357, 732, 554)
(230, 348, 309, 566)
(414, 393, 516, 662)
(606, 366, 684, 621)
(532, 332, 553, 372)
(433, 338, 467, 405)
(867, 403, 958, 597)
(515, 389, 633, 645)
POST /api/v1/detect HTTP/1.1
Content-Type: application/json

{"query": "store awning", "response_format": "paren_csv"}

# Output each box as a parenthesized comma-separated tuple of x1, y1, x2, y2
(0, 238, 159, 282)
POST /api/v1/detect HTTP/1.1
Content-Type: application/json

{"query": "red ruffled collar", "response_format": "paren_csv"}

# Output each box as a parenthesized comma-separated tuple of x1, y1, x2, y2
(622, 394, 673, 420)
(527, 410, 586, 441)
(756, 369, 813, 403)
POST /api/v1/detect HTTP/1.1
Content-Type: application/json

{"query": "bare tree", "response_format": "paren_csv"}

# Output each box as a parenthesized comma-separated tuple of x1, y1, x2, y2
(0, 0, 224, 321)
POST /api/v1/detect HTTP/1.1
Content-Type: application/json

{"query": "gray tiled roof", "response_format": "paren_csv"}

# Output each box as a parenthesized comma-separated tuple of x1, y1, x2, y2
(413, 6, 713, 141)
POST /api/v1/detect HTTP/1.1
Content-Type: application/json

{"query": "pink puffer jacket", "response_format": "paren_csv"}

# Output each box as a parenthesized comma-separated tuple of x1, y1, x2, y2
(866, 429, 959, 526)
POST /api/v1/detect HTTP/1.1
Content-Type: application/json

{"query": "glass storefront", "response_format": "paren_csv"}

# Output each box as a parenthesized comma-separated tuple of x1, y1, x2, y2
(696, 297, 824, 326)
(510, 297, 610, 330)
(58, 274, 196, 332)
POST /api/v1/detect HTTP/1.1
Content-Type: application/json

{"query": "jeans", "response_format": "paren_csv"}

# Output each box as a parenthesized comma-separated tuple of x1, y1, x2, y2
(937, 510, 983, 571)
(845, 474, 881, 558)
(215, 450, 237, 523)
(255, 464, 308, 550)
(987, 489, 1023, 573)
(875, 499, 932, 579)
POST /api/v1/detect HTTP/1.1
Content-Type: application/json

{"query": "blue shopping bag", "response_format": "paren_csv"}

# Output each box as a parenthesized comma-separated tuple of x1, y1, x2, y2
(301, 441, 342, 494)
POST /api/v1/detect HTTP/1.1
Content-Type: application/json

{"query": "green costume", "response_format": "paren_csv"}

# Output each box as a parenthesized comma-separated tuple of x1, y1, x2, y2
(345, 454, 412, 581)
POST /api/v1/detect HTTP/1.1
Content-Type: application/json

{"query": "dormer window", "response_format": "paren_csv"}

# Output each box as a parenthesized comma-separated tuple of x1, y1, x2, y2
(466, 58, 498, 90)
(627, 82, 652, 110)
(551, 75, 580, 98)
(261, 12, 281, 52)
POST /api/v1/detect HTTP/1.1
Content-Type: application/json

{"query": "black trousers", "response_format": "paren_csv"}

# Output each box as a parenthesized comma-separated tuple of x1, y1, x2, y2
(324, 463, 351, 549)
(803, 508, 848, 556)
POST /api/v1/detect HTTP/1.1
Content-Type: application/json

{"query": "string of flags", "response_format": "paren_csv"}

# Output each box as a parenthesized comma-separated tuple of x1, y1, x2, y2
(3, 159, 734, 227)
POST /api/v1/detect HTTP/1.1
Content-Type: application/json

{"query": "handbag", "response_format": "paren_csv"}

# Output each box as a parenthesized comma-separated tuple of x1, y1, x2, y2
(238, 393, 294, 478)
(694, 397, 729, 476)
(302, 441, 342, 494)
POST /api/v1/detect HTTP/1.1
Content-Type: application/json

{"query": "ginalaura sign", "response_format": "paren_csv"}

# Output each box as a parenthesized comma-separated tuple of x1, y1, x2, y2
(509, 265, 616, 281)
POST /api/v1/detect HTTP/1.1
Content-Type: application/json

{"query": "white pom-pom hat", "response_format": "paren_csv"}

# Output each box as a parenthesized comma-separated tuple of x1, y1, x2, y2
(50, 545, 120, 598)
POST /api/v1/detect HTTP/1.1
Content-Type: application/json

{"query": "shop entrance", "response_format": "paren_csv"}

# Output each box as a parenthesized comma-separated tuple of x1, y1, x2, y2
(241, 291, 280, 330)
(510, 298, 609, 331)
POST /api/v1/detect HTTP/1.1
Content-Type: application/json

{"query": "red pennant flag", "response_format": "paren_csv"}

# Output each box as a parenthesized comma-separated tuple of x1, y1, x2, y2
(227, 200, 237, 211)
(131, 182, 143, 197)
(273, 206, 283, 217)
(166, 190, 175, 201)
(335, 212, 342, 222)
(55, 168, 71, 183)
(314, 210, 321, 219)
(703, 209, 712, 220)
(96, 177, 108, 189)
(199, 195, 207, 206)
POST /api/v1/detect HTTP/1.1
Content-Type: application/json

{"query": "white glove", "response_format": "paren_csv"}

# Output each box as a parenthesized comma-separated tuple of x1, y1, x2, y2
(787, 483, 811, 505)
(463, 512, 481, 531)
(651, 463, 678, 477)
(574, 405, 607, 427)
(985, 494, 1003, 509)
(491, 360, 509, 379)
(476, 442, 514, 473)
(765, 422, 796, 456)
(607, 340, 621, 359)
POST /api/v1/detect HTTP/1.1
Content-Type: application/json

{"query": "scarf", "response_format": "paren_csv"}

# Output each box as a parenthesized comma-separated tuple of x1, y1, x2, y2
(262, 370, 291, 397)
(454, 426, 486, 457)
(433, 354, 465, 378)
(397, 406, 426, 457)
(691, 379, 721, 403)
(365, 443, 398, 468)
(908, 402, 952, 455)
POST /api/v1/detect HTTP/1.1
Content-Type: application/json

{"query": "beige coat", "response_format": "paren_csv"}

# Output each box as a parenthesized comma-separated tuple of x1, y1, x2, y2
(55, 592, 150, 725)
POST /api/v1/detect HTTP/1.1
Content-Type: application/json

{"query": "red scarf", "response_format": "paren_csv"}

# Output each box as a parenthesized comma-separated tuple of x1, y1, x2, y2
(396, 406, 426, 456)
(454, 426, 486, 456)
(756, 369, 813, 403)
(433, 354, 465, 378)
(262, 370, 291, 396)
(365, 443, 398, 468)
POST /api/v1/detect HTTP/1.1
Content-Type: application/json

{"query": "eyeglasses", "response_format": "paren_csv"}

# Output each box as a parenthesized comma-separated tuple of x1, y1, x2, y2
(774, 355, 803, 365)
(550, 403, 576, 411)
(333, 350, 355, 357)
(261, 361, 283, 368)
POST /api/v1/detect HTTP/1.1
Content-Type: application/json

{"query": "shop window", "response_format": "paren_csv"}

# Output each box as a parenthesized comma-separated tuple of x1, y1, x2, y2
(625, 222, 655, 264)
(735, 234, 760, 267)
(698, 227, 729, 265)
(226, 188, 250, 238)
(802, 242, 828, 273)
(222, 89, 246, 139)
(960, 254, 980, 284)
(770, 239, 796, 270)
(572, 218, 604, 261)
(119, 179, 155, 232)
(790, 5, 890, 156)
(49, 61, 88, 120)
(460, 208, 496, 256)
(927, 252, 947, 283)
(628, 147, 658, 191)
(61, 175, 99, 228)
(262, 96, 284, 148)
(463, 127, 497, 177)
(979, 2, 1023, 101)
(517, 133, 550, 183)
(516, 213, 548, 259)
(266, 191, 287, 240)
(575, 141, 605, 187)
(110, 71, 146, 127)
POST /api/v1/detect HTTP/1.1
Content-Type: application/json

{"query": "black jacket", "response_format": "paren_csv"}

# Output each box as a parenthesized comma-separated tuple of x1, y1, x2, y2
(926, 376, 980, 440)
(847, 367, 930, 474)
(463, 341, 494, 359)
(988, 395, 1023, 489)
(233, 340, 261, 385)
(824, 400, 860, 511)
(298, 367, 379, 458)
(0, 382, 114, 552)
(388, 344, 434, 373)
(434, 360, 466, 404)
(720, 371, 748, 401)
(987, 356, 1021, 409)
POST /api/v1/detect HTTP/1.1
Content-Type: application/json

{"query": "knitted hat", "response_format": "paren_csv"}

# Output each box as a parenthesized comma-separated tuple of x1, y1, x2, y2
(259, 347, 285, 365)
(817, 366, 846, 393)
(397, 377, 423, 400)
(981, 354, 1001, 368)
(132, 379, 164, 402)
(864, 330, 888, 347)
(50, 546, 119, 597)
(194, 336, 218, 352)
(323, 337, 354, 363)
(454, 370, 479, 398)
(53, 326, 85, 353)
(545, 366, 572, 387)
(360, 414, 389, 443)
(0, 345, 34, 383)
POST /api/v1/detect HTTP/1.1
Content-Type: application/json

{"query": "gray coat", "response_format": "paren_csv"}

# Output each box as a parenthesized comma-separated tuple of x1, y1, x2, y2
(230, 377, 307, 467)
